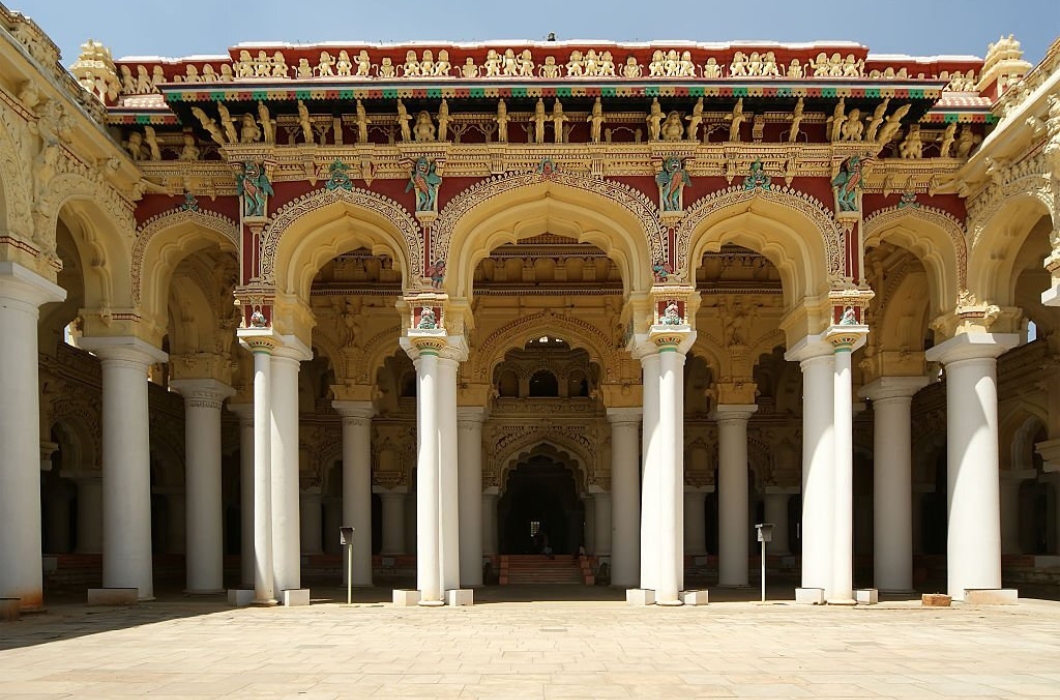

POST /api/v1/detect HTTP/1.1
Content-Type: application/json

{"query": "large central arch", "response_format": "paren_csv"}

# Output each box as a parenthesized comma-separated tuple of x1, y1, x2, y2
(434, 172, 661, 299)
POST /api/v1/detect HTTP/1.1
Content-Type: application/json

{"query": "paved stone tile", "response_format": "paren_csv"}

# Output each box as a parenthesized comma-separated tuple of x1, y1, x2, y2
(2, 595, 1060, 699)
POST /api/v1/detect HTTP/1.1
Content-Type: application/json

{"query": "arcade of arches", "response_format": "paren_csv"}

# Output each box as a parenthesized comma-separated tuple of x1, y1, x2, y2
(2, 13, 1060, 610)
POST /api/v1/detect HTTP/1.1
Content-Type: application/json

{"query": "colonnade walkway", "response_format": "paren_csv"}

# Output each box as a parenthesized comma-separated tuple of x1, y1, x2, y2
(4, 591, 1060, 698)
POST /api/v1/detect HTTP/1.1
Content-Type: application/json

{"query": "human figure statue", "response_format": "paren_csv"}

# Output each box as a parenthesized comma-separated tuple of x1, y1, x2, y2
(179, 133, 200, 161)
(496, 99, 510, 143)
(828, 97, 847, 142)
(413, 111, 436, 142)
(240, 113, 261, 143)
(355, 100, 370, 143)
(298, 100, 314, 144)
(587, 97, 604, 144)
(728, 98, 746, 142)
(656, 156, 691, 212)
(437, 99, 450, 142)
(662, 301, 682, 325)
(686, 97, 703, 140)
(533, 98, 547, 144)
(396, 99, 412, 142)
(788, 97, 805, 143)
(144, 126, 162, 161)
(938, 122, 957, 158)
(552, 100, 567, 144)
(417, 306, 437, 329)
(257, 101, 275, 144)
(646, 97, 664, 141)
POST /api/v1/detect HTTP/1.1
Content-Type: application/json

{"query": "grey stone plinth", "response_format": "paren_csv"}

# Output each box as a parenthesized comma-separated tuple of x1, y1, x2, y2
(227, 589, 254, 607)
(392, 589, 420, 606)
(681, 590, 709, 606)
(626, 588, 655, 606)
(446, 589, 474, 606)
(87, 588, 138, 606)
(282, 589, 311, 606)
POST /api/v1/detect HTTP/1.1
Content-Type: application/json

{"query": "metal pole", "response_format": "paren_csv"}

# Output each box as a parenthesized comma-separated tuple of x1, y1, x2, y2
(760, 539, 766, 603)
(347, 543, 353, 606)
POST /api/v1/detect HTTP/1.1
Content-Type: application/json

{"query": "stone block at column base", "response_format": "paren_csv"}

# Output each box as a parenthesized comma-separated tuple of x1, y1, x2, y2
(227, 589, 255, 607)
(392, 589, 420, 606)
(855, 588, 878, 605)
(681, 590, 709, 606)
(922, 593, 952, 607)
(0, 598, 20, 621)
(281, 589, 311, 606)
(446, 589, 474, 606)
(794, 588, 825, 605)
(626, 588, 655, 606)
(87, 588, 139, 606)
(964, 588, 1018, 605)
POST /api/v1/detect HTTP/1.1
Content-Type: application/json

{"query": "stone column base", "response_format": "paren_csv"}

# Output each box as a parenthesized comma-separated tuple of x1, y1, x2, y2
(227, 589, 254, 607)
(794, 587, 825, 605)
(626, 588, 656, 606)
(281, 589, 311, 606)
(392, 589, 420, 606)
(681, 590, 709, 606)
(964, 588, 1018, 605)
(446, 589, 474, 606)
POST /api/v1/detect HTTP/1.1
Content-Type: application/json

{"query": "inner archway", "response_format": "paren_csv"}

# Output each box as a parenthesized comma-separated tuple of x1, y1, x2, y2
(498, 450, 584, 556)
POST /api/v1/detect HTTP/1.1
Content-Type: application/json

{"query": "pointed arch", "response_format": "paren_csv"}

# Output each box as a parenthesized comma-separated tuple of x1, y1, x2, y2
(494, 434, 593, 496)
(472, 310, 618, 384)
(677, 186, 840, 307)
(263, 187, 421, 298)
(434, 172, 662, 298)
(967, 192, 1055, 306)
(134, 207, 239, 328)
(863, 205, 966, 315)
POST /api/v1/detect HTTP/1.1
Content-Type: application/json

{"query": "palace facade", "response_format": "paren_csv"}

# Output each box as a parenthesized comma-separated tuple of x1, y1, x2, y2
(1, 3, 1059, 610)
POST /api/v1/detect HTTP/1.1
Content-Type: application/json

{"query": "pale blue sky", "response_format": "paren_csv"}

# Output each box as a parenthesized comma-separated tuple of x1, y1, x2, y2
(14, 0, 1060, 67)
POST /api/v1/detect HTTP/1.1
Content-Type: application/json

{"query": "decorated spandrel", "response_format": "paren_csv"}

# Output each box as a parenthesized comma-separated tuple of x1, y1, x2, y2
(237, 161, 273, 218)
(656, 156, 691, 212)
(406, 157, 442, 212)
(832, 155, 866, 213)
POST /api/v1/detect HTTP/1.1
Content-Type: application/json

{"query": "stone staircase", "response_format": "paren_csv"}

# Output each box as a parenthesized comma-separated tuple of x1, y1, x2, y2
(499, 555, 595, 585)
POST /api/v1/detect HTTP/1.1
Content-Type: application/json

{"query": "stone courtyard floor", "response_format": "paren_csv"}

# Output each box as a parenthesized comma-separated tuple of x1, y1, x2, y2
(2, 586, 1060, 699)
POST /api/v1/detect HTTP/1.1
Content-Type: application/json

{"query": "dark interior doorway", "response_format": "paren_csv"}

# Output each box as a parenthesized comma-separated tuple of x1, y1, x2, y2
(498, 453, 583, 555)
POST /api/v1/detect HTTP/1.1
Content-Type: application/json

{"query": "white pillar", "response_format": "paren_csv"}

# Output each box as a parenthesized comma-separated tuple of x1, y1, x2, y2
(608, 409, 641, 587)
(271, 344, 307, 593)
(228, 403, 255, 588)
(715, 404, 757, 587)
(380, 489, 407, 555)
(481, 491, 498, 556)
(299, 490, 323, 554)
(639, 355, 660, 592)
(333, 401, 374, 587)
(171, 379, 234, 594)
(458, 408, 487, 587)
(79, 336, 168, 601)
(593, 492, 612, 557)
(1000, 472, 1031, 555)
(831, 347, 854, 603)
(860, 376, 928, 592)
(655, 345, 686, 605)
(786, 337, 835, 596)
(75, 477, 103, 553)
(926, 332, 1018, 600)
(413, 348, 442, 604)
(684, 489, 707, 555)
(239, 333, 276, 605)
(0, 263, 64, 610)
(438, 358, 461, 592)
(763, 490, 792, 556)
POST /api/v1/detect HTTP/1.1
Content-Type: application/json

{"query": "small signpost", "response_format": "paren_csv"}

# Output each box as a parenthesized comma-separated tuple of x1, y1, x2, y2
(755, 523, 774, 603)
(340, 526, 354, 606)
